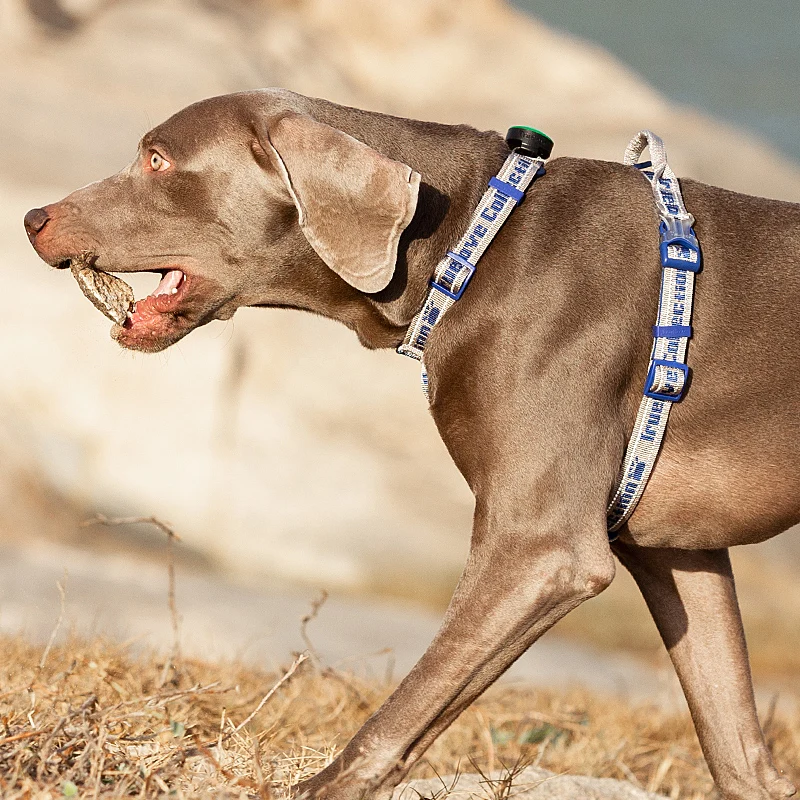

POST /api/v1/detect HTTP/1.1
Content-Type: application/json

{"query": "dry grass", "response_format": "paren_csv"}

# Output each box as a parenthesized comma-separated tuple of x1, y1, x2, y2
(0, 633, 798, 800)
(2, 517, 798, 798)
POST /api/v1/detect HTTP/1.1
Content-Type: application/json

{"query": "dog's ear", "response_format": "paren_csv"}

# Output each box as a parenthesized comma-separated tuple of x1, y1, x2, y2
(255, 112, 421, 293)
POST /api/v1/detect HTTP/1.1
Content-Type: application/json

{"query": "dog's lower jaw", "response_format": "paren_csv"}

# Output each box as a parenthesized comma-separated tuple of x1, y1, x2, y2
(111, 316, 190, 353)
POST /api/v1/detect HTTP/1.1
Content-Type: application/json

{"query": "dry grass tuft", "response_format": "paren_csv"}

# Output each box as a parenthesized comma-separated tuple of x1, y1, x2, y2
(0, 634, 797, 799)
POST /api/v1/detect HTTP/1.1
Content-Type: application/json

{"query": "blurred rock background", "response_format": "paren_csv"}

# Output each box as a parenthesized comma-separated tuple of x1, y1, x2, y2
(1, 0, 798, 689)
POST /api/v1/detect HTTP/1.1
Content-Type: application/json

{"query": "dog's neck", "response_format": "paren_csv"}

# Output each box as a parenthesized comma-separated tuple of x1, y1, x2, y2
(361, 120, 510, 347)
(253, 102, 510, 350)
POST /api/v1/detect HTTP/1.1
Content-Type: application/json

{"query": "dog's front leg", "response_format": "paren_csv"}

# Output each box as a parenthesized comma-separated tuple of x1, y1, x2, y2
(614, 542, 796, 800)
(293, 503, 615, 800)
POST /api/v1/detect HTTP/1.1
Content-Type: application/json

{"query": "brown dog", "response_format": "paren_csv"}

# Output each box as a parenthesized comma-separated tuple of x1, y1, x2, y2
(23, 89, 799, 800)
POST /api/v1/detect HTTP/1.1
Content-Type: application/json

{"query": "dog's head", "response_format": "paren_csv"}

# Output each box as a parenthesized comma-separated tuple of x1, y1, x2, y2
(24, 90, 421, 352)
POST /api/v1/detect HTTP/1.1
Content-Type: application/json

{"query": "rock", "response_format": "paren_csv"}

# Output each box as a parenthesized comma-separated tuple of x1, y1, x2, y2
(396, 767, 667, 800)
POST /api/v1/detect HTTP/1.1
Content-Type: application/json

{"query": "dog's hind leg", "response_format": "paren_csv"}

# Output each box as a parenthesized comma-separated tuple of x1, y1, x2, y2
(292, 504, 616, 800)
(613, 541, 796, 800)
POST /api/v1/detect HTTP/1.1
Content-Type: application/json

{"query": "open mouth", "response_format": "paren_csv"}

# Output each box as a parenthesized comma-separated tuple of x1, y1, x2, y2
(68, 252, 191, 350)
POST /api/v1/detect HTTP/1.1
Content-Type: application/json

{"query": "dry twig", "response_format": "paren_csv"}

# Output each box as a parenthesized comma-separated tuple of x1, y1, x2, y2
(82, 514, 182, 685)
(230, 653, 309, 737)
(39, 575, 67, 671)
(300, 590, 328, 665)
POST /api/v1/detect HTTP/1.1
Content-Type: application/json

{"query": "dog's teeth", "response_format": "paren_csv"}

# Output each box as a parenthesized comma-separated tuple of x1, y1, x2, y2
(170, 288, 178, 295)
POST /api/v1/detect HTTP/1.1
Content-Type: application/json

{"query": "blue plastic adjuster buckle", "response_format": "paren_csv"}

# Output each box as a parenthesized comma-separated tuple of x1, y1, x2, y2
(488, 176, 525, 204)
(429, 252, 475, 301)
(659, 219, 701, 272)
(644, 359, 689, 403)
(653, 325, 692, 339)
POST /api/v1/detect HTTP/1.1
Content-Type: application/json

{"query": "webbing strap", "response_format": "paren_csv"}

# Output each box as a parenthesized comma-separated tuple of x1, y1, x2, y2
(397, 151, 546, 397)
(606, 131, 701, 534)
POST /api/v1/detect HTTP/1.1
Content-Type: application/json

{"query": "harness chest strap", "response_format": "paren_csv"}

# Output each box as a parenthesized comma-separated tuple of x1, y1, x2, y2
(606, 130, 701, 534)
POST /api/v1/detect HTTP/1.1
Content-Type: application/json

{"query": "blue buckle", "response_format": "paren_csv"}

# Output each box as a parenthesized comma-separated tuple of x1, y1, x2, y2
(659, 219, 701, 272)
(488, 176, 525, 204)
(652, 325, 692, 339)
(644, 359, 689, 403)
(429, 252, 475, 301)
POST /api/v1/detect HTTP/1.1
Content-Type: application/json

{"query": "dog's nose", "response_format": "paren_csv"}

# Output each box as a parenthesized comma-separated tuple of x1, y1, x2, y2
(24, 207, 51, 242)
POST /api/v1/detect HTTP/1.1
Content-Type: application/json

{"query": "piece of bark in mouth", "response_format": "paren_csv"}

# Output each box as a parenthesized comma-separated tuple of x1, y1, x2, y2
(70, 255, 134, 326)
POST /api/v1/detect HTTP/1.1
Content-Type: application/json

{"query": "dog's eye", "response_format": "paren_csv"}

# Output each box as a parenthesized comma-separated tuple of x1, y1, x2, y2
(149, 152, 170, 172)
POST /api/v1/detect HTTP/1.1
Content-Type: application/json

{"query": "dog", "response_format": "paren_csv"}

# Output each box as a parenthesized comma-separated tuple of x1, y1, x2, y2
(23, 88, 800, 800)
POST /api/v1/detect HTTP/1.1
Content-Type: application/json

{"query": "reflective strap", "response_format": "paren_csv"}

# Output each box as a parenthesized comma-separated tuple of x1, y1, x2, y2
(397, 151, 546, 398)
(607, 131, 701, 534)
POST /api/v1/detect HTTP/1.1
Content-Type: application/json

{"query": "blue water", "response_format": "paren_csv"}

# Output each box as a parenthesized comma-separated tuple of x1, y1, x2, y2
(511, 0, 800, 163)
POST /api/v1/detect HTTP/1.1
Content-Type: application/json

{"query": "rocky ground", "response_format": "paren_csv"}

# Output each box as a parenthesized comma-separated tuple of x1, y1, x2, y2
(397, 768, 668, 800)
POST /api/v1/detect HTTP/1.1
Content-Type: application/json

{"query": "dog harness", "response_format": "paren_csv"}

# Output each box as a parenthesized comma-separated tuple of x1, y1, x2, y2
(398, 128, 700, 535)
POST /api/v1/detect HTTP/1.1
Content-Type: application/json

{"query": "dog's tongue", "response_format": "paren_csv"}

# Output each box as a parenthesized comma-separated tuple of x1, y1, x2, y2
(70, 255, 134, 325)
(152, 269, 183, 296)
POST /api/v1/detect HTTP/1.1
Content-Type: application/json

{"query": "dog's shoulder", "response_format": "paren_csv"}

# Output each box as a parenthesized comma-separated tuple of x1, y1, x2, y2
(521, 156, 658, 236)
(536, 155, 654, 205)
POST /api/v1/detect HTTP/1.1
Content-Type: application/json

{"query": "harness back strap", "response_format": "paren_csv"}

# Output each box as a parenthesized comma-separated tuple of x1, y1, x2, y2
(397, 151, 546, 397)
(606, 130, 702, 533)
